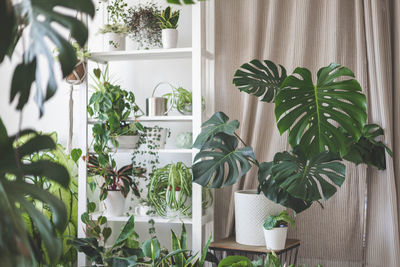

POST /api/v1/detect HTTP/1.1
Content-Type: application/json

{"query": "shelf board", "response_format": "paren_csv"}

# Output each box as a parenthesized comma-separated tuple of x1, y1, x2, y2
(91, 213, 212, 225)
(88, 116, 193, 124)
(89, 47, 193, 63)
(109, 148, 193, 154)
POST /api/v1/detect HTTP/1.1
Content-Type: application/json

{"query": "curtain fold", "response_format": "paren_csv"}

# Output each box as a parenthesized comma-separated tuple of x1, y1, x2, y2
(213, 1, 399, 266)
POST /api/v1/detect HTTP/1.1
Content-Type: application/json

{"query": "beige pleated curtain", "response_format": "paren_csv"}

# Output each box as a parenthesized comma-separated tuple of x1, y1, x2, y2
(213, 1, 400, 266)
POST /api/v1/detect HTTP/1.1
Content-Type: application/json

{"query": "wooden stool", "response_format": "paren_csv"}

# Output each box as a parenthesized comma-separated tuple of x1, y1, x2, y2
(208, 237, 300, 266)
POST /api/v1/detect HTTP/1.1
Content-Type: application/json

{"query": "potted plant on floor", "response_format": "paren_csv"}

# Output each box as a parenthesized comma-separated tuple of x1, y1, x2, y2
(126, 2, 162, 50)
(99, 0, 129, 51)
(263, 210, 295, 250)
(192, 61, 392, 245)
(86, 154, 146, 216)
(155, 6, 180, 49)
(88, 66, 144, 166)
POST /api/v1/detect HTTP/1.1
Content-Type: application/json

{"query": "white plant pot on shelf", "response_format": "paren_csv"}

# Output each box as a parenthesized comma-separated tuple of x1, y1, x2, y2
(112, 135, 140, 149)
(263, 226, 288, 250)
(162, 29, 178, 49)
(106, 33, 126, 51)
(234, 190, 285, 246)
(103, 191, 125, 217)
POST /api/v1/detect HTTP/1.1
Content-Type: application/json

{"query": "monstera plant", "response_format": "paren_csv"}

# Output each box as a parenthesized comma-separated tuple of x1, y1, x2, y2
(193, 61, 392, 213)
(0, 0, 94, 265)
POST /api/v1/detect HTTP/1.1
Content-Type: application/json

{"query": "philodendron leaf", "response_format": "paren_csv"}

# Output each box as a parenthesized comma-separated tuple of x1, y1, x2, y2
(193, 133, 255, 188)
(0, 0, 14, 62)
(275, 63, 367, 157)
(11, 0, 95, 116)
(343, 124, 393, 170)
(258, 162, 312, 213)
(193, 112, 239, 149)
(114, 215, 136, 247)
(233, 59, 287, 102)
(271, 148, 346, 203)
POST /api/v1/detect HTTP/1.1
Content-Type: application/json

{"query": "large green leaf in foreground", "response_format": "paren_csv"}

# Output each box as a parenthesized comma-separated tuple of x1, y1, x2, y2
(275, 63, 367, 157)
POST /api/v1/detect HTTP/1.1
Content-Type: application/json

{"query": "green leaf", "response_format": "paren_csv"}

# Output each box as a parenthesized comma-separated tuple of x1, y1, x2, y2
(258, 162, 312, 213)
(23, 160, 70, 188)
(263, 210, 295, 230)
(10, 59, 36, 110)
(270, 148, 345, 203)
(171, 229, 184, 267)
(102, 227, 112, 242)
(217, 255, 254, 267)
(11, 0, 95, 115)
(200, 234, 213, 266)
(0, 0, 15, 62)
(233, 60, 287, 102)
(275, 63, 367, 157)
(70, 148, 82, 163)
(193, 112, 239, 149)
(343, 124, 392, 170)
(114, 215, 136, 246)
(193, 133, 255, 187)
(264, 252, 282, 267)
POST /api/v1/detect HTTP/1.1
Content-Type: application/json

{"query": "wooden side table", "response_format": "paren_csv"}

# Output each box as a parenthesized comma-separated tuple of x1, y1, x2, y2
(208, 237, 300, 266)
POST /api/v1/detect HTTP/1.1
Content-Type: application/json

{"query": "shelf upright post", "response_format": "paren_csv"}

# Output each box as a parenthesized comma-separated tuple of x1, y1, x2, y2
(77, 76, 88, 266)
(192, 2, 203, 255)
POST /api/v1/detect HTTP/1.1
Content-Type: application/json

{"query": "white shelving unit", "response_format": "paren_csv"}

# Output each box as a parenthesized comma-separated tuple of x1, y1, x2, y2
(78, 1, 215, 266)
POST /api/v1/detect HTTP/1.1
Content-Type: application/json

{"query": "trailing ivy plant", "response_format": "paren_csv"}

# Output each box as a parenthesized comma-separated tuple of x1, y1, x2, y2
(192, 61, 392, 213)
(0, 0, 94, 265)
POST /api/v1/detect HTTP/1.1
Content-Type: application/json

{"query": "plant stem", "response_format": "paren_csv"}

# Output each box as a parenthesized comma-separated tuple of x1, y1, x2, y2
(234, 132, 248, 147)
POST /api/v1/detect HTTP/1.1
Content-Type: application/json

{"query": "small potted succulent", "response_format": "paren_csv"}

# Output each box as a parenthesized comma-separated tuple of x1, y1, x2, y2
(155, 6, 180, 49)
(126, 2, 162, 50)
(86, 154, 146, 216)
(99, 0, 129, 51)
(263, 210, 295, 250)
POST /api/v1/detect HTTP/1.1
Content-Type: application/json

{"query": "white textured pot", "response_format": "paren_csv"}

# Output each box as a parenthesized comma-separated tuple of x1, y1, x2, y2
(103, 191, 125, 216)
(162, 29, 178, 49)
(115, 135, 140, 149)
(106, 33, 126, 51)
(263, 226, 288, 250)
(146, 128, 168, 149)
(235, 190, 285, 246)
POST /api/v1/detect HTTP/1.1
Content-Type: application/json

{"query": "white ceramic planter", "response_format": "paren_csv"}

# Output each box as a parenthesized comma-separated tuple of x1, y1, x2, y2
(235, 190, 285, 246)
(263, 226, 288, 250)
(146, 128, 168, 149)
(162, 29, 178, 49)
(106, 33, 126, 51)
(114, 135, 140, 149)
(103, 191, 125, 216)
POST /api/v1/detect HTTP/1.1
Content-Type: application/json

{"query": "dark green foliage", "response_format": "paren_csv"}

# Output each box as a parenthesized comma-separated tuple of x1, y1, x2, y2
(0, 121, 70, 265)
(155, 6, 180, 29)
(275, 63, 367, 157)
(233, 60, 287, 103)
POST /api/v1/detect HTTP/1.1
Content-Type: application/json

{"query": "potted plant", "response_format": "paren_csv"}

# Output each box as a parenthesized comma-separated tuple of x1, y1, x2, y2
(263, 210, 295, 250)
(99, 0, 129, 51)
(192, 62, 392, 245)
(126, 2, 162, 50)
(155, 6, 180, 49)
(86, 154, 146, 217)
(88, 67, 144, 166)
(148, 162, 192, 218)
(163, 86, 192, 114)
(234, 190, 284, 246)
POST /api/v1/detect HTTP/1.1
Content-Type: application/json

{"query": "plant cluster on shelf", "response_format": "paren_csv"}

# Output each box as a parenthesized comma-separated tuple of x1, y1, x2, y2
(98, 0, 182, 51)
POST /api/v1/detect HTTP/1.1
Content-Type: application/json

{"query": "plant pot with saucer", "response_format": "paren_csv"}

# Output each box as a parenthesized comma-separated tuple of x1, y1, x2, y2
(263, 210, 295, 250)
(155, 6, 180, 49)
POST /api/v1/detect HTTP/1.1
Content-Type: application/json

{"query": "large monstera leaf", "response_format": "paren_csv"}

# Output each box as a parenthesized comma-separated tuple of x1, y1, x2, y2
(193, 133, 256, 188)
(269, 148, 345, 203)
(258, 162, 312, 213)
(0, 119, 70, 264)
(275, 63, 367, 157)
(344, 124, 393, 170)
(233, 60, 287, 102)
(10, 0, 95, 116)
(193, 112, 239, 149)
